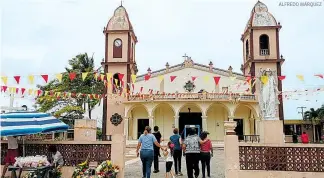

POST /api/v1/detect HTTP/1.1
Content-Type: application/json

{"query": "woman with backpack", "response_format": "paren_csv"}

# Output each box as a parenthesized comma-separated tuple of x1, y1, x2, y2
(169, 128, 183, 176)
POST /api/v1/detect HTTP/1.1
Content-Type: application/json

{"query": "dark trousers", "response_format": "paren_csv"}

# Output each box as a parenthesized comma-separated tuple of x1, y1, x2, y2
(140, 150, 154, 178)
(200, 152, 211, 177)
(185, 153, 200, 178)
(153, 149, 159, 171)
(173, 149, 182, 174)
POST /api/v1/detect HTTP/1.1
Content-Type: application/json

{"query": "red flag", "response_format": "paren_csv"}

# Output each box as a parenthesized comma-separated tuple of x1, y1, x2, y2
(191, 76, 197, 81)
(69, 72, 76, 81)
(278, 76, 286, 81)
(16, 88, 19, 94)
(71, 93, 76, 97)
(245, 76, 251, 83)
(1, 86, 7, 92)
(14, 76, 20, 84)
(213, 76, 221, 85)
(140, 87, 143, 93)
(315, 74, 324, 79)
(21, 88, 26, 95)
(41, 75, 49, 83)
(132, 84, 135, 90)
(144, 74, 151, 81)
(170, 76, 177, 82)
(118, 73, 124, 81)
(37, 90, 42, 96)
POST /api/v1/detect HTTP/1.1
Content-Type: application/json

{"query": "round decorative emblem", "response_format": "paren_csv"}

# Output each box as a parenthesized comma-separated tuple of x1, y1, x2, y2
(110, 113, 123, 126)
(183, 80, 196, 92)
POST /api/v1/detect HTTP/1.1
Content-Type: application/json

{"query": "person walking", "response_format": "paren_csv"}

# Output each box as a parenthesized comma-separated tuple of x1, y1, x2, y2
(169, 128, 183, 176)
(182, 128, 207, 178)
(152, 126, 162, 173)
(136, 126, 166, 178)
(200, 131, 213, 178)
(292, 132, 298, 143)
(163, 142, 176, 178)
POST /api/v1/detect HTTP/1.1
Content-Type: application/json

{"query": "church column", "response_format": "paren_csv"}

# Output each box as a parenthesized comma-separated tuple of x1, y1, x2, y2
(174, 115, 179, 129)
(124, 118, 129, 140)
(202, 115, 208, 131)
(149, 116, 154, 128)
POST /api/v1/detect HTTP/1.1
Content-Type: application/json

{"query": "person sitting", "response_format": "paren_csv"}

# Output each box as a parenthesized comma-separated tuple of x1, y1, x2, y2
(1, 136, 21, 178)
(301, 132, 309, 144)
(48, 145, 64, 167)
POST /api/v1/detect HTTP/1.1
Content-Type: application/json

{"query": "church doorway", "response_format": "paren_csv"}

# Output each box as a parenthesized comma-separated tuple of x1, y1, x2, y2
(234, 119, 244, 140)
(179, 112, 202, 137)
(137, 119, 149, 139)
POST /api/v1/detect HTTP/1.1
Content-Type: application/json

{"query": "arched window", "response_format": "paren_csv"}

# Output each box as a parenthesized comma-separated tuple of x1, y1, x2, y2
(259, 34, 269, 55)
(113, 39, 122, 58)
(245, 40, 249, 58)
(112, 73, 121, 93)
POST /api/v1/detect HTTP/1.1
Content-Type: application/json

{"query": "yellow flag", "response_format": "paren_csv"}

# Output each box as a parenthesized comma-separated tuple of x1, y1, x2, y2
(100, 74, 105, 81)
(56, 73, 63, 82)
(9, 87, 14, 93)
(28, 75, 35, 84)
(106, 73, 112, 81)
(114, 79, 118, 85)
(158, 75, 164, 81)
(56, 92, 61, 97)
(82, 72, 88, 81)
(131, 74, 137, 83)
(230, 76, 237, 81)
(1, 76, 8, 85)
(45, 91, 49, 96)
(261, 76, 269, 84)
(28, 89, 33, 95)
(296, 75, 304, 81)
(203, 76, 209, 83)
(94, 73, 99, 81)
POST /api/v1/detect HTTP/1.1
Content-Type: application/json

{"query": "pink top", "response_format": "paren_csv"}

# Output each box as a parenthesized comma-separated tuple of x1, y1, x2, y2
(200, 139, 212, 152)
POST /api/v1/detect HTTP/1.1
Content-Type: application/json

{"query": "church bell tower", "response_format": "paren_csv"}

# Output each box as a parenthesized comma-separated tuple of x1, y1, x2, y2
(241, 1, 285, 120)
(101, 5, 138, 138)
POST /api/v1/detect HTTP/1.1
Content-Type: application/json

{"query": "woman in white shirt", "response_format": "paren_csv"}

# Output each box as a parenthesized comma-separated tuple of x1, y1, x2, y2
(48, 145, 64, 167)
(163, 142, 175, 178)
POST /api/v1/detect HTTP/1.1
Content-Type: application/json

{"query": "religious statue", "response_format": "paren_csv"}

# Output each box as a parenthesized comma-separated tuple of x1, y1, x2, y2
(258, 68, 280, 120)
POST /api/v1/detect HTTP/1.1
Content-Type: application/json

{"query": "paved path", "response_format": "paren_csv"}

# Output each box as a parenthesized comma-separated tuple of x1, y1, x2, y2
(125, 149, 224, 178)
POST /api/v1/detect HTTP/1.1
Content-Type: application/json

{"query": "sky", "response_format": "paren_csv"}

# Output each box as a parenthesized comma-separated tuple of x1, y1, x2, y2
(0, 0, 324, 120)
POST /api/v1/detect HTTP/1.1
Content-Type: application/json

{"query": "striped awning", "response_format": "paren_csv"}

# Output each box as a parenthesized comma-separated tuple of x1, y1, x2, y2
(0, 112, 69, 137)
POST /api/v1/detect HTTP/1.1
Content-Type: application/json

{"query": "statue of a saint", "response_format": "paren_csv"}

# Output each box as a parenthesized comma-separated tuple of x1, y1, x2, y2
(258, 68, 280, 120)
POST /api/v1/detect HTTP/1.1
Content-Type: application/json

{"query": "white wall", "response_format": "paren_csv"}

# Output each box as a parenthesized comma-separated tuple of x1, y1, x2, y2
(133, 68, 249, 94)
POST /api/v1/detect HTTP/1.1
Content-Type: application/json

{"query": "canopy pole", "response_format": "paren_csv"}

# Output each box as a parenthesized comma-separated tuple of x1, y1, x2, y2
(23, 137, 25, 157)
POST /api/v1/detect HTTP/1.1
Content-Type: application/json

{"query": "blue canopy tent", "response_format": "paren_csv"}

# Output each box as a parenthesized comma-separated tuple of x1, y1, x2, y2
(0, 112, 69, 156)
(0, 112, 69, 136)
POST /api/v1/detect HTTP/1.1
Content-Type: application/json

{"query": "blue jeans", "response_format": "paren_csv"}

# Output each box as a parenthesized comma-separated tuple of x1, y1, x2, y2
(140, 149, 154, 178)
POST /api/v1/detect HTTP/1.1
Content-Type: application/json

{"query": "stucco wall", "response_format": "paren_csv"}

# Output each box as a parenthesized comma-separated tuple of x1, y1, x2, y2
(153, 104, 175, 139)
(206, 105, 227, 141)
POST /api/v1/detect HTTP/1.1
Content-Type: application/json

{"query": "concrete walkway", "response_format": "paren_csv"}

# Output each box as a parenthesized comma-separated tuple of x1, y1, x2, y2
(125, 149, 225, 178)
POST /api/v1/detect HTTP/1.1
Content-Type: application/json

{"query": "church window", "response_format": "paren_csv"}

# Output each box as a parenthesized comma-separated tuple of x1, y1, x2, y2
(113, 38, 123, 58)
(112, 73, 121, 93)
(245, 40, 249, 59)
(259, 34, 269, 56)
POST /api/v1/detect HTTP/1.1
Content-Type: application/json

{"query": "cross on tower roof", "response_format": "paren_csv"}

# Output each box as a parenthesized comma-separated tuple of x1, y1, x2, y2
(182, 53, 188, 58)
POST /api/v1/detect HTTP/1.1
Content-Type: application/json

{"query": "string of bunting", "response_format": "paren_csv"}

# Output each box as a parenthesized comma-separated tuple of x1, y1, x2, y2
(1, 72, 324, 86)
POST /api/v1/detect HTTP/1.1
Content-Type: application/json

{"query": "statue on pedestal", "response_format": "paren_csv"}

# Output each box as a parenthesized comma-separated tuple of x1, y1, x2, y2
(258, 68, 280, 120)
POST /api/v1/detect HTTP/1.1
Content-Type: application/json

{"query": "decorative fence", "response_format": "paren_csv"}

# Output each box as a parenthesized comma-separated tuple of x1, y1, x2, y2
(239, 146, 324, 172)
(1, 142, 111, 166)
(127, 93, 256, 101)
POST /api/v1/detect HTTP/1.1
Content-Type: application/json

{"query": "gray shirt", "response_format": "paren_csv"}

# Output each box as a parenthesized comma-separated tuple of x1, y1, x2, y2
(184, 134, 200, 154)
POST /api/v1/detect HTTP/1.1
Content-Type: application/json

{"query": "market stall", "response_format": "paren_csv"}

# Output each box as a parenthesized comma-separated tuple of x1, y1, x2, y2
(0, 112, 68, 178)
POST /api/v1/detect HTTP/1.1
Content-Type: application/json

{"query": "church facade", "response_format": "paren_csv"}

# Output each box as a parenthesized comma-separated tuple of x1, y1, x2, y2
(102, 1, 285, 141)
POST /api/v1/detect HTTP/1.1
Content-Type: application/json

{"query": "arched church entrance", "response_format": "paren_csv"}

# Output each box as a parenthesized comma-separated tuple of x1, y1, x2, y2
(178, 103, 203, 136)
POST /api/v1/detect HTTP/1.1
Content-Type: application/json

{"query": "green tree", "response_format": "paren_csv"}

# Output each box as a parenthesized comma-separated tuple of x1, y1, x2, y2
(36, 53, 104, 123)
